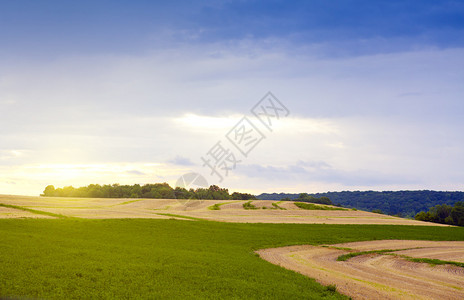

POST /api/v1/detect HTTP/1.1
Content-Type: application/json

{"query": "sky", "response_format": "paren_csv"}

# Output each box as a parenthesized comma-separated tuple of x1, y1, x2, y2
(1, 0, 463, 196)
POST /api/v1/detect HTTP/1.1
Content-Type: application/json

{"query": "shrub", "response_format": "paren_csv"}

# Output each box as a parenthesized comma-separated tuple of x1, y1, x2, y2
(208, 204, 221, 210)
(295, 202, 346, 211)
(242, 201, 258, 210)
(326, 284, 337, 292)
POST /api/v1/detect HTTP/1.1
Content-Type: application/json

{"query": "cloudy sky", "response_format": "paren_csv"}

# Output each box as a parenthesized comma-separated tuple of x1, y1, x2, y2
(1, 0, 463, 196)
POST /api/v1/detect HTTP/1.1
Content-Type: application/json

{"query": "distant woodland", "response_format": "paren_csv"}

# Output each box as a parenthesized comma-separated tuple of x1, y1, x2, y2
(257, 190, 464, 218)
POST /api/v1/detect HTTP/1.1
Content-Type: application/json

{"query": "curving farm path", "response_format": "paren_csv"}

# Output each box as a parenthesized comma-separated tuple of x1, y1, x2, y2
(257, 240, 464, 299)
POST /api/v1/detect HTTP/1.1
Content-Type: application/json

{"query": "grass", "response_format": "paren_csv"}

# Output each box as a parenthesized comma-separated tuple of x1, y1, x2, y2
(154, 213, 204, 221)
(403, 256, 464, 268)
(326, 284, 337, 292)
(337, 248, 464, 268)
(242, 200, 258, 210)
(0, 203, 69, 219)
(207, 201, 234, 210)
(117, 199, 142, 206)
(337, 249, 399, 261)
(295, 202, 347, 211)
(272, 202, 286, 210)
(0, 219, 463, 299)
(208, 203, 222, 210)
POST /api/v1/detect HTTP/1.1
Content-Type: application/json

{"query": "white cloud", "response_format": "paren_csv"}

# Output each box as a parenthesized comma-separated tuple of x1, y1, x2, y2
(173, 113, 240, 132)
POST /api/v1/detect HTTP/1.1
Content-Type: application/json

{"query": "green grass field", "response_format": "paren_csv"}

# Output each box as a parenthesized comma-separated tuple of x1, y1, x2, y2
(294, 202, 347, 211)
(1, 219, 463, 299)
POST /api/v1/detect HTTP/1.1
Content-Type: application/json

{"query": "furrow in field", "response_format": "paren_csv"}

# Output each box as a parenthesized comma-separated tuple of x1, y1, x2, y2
(257, 240, 464, 300)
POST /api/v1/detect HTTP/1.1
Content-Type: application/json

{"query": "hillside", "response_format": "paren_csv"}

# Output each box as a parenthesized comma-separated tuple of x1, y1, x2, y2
(257, 190, 464, 217)
(0, 195, 448, 226)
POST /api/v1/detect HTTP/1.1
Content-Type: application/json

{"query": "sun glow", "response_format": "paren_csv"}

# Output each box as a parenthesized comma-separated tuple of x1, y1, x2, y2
(0, 163, 185, 196)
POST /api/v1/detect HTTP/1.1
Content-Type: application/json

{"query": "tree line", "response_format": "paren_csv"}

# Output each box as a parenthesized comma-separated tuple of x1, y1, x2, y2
(41, 183, 257, 200)
(258, 190, 464, 217)
(281, 193, 335, 205)
(415, 202, 464, 226)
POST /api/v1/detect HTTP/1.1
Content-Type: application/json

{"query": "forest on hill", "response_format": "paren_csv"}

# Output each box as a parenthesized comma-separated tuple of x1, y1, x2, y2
(257, 190, 464, 217)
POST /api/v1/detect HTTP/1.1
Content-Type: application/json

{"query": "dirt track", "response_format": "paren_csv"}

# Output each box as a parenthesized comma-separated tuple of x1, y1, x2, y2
(0, 195, 451, 225)
(257, 240, 464, 300)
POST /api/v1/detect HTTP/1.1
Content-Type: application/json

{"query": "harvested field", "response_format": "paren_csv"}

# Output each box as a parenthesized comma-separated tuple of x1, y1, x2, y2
(257, 240, 464, 300)
(176, 209, 441, 225)
(0, 205, 55, 219)
(0, 195, 451, 225)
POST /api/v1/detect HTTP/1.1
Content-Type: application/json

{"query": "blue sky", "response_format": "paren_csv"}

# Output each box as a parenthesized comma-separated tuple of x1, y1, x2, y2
(2, 1, 464, 57)
(1, 1, 463, 195)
